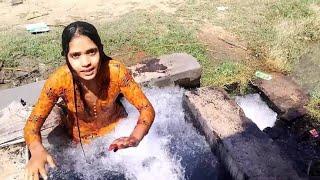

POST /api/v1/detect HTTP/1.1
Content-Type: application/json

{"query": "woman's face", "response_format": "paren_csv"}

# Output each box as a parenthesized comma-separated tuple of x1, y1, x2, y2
(67, 34, 100, 81)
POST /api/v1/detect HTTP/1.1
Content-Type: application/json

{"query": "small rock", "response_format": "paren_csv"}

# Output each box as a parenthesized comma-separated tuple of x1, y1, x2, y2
(11, 0, 23, 6)
(252, 73, 309, 121)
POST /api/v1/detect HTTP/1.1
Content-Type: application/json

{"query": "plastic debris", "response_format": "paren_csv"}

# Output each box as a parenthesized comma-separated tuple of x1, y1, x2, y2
(255, 70, 272, 80)
(26, 22, 50, 34)
(309, 129, 319, 138)
(216, 6, 228, 11)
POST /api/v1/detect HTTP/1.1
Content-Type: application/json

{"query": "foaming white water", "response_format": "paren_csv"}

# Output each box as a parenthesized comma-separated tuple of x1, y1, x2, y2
(49, 87, 218, 180)
(235, 93, 277, 130)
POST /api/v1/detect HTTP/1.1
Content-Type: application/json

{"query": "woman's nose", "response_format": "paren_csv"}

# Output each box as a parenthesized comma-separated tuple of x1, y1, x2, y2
(80, 55, 91, 67)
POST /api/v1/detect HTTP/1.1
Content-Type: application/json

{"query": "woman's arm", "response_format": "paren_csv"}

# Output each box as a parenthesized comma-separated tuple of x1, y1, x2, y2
(119, 64, 155, 140)
(24, 75, 60, 179)
(108, 63, 155, 152)
(24, 77, 59, 147)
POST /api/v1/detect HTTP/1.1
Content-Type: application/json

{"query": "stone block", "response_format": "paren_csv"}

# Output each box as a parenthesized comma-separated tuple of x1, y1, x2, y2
(183, 87, 302, 179)
(0, 80, 45, 109)
(0, 104, 62, 148)
(252, 73, 309, 121)
(130, 53, 201, 88)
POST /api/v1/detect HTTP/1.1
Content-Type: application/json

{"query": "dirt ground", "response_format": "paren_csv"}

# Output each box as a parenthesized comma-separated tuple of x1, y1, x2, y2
(0, 0, 184, 30)
(197, 23, 250, 65)
(0, 144, 26, 180)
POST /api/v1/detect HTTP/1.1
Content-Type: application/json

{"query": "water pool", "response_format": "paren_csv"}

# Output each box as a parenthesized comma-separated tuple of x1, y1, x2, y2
(46, 87, 225, 180)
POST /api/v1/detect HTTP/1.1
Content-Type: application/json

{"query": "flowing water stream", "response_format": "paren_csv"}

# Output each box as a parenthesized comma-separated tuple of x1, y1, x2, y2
(235, 93, 277, 130)
(46, 87, 222, 180)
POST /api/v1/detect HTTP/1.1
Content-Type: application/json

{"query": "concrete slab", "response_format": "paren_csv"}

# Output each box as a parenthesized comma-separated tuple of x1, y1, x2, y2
(183, 87, 302, 179)
(130, 53, 201, 88)
(0, 104, 61, 148)
(0, 80, 45, 109)
(252, 73, 309, 121)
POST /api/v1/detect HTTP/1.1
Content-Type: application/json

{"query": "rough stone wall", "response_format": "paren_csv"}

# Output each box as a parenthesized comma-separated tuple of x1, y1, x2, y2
(183, 87, 303, 179)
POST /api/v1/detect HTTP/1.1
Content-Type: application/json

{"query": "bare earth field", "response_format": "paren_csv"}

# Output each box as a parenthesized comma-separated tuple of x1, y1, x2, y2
(0, 0, 184, 30)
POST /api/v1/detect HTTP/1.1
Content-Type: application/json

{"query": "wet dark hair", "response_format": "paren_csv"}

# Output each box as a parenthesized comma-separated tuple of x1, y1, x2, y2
(61, 21, 111, 117)
(61, 21, 112, 157)
(61, 21, 112, 63)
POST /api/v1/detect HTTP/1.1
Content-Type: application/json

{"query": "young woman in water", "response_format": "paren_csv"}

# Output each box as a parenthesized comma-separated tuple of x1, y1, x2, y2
(23, 21, 155, 180)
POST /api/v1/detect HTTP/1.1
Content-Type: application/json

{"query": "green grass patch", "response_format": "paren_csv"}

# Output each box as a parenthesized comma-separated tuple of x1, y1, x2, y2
(98, 11, 217, 85)
(205, 61, 252, 92)
(306, 87, 320, 124)
(99, 11, 203, 56)
(306, 98, 320, 124)
(0, 29, 63, 67)
(175, 0, 320, 120)
(269, 0, 313, 19)
(176, 0, 320, 72)
(0, 11, 218, 86)
(99, 11, 255, 88)
(224, 0, 320, 72)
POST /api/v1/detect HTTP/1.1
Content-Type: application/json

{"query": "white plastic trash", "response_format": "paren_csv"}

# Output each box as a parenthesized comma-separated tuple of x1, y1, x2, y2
(216, 6, 228, 11)
(25, 22, 50, 33)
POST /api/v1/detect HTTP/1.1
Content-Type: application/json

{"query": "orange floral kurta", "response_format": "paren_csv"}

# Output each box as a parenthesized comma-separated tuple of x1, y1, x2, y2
(24, 59, 155, 146)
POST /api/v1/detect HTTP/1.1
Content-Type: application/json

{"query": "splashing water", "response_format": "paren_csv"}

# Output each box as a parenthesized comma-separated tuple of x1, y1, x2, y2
(47, 87, 221, 180)
(235, 93, 277, 130)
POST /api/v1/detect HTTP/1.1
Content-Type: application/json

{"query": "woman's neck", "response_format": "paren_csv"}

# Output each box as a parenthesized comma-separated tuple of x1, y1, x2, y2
(79, 78, 99, 94)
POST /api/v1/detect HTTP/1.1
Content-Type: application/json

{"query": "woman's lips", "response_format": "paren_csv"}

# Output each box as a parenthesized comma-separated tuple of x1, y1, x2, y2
(81, 67, 94, 73)
(81, 67, 95, 75)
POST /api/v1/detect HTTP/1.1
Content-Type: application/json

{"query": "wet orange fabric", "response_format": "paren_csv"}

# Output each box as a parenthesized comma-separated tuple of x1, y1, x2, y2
(24, 59, 155, 146)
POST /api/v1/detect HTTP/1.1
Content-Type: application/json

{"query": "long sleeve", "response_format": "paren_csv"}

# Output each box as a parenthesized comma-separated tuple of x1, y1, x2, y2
(118, 64, 155, 129)
(23, 76, 60, 146)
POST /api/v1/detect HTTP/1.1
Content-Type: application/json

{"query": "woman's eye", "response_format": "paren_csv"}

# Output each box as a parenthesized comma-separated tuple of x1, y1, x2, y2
(71, 54, 80, 59)
(88, 49, 97, 56)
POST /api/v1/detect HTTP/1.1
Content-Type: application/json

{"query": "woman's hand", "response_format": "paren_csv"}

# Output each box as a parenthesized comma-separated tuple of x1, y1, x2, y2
(24, 145, 56, 180)
(108, 136, 140, 152)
